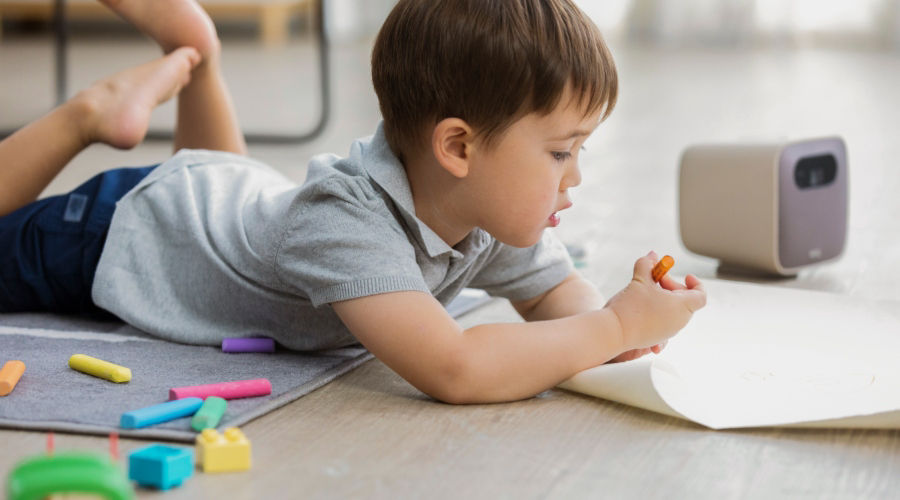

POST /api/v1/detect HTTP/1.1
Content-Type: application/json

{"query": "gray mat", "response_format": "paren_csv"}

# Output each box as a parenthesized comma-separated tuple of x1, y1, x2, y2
(0, 313, 371, 442)
(0, 290, 492, 442)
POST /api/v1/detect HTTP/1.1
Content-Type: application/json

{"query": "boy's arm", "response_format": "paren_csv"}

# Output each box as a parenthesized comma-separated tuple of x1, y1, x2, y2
(511, 270, 664, 362)
(332, 253, 706, 404)
(332, 289, 624, 404)
(510, 271, 606, 322)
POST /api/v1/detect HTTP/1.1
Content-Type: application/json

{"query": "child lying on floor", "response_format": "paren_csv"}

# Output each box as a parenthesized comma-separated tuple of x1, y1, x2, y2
(0, 0, 705, 403)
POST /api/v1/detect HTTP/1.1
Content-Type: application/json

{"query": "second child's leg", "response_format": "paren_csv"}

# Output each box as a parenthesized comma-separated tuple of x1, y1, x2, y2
(99, 0, 248, 155)
(0, 48, 200, 217)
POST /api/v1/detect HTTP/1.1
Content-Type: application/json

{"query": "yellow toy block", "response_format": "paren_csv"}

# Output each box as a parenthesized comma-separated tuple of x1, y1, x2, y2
(195, 427, 252, 473)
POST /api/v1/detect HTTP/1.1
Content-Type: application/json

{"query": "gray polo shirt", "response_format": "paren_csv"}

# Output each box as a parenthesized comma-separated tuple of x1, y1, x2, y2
(93, 124, 573, 350)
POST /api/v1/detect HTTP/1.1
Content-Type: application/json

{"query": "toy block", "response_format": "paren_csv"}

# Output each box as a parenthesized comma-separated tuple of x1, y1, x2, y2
(195, 427, 252, 473)
(128, 444, 193, 490)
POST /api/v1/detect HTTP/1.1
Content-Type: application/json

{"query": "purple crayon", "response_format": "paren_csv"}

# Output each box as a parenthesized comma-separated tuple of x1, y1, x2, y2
(221, 337, 276, 353)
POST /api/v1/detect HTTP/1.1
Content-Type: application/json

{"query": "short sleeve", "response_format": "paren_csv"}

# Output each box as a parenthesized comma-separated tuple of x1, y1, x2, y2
(467, 230, 574, 302)
(273, 177, 430, 307)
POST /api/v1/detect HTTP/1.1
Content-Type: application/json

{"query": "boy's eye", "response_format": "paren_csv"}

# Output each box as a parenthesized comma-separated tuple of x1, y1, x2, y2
(551, 151, 572, 162)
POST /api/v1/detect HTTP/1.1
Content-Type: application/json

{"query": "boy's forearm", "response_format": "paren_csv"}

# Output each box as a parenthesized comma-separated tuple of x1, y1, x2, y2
(451, 308, 624, 403)
(517, 272, 606, 322)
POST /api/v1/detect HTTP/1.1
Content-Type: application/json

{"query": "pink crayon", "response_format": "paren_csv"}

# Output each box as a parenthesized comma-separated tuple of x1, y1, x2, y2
(169, 378, 272, 401)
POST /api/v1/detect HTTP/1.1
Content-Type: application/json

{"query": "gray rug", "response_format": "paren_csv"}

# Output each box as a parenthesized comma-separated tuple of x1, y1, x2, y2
(0, 314, 370, 442)
(0, 290, 492, 442)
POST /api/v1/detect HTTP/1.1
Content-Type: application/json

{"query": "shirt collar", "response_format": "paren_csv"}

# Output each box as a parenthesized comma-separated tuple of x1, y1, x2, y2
(352, 123, 487, 260)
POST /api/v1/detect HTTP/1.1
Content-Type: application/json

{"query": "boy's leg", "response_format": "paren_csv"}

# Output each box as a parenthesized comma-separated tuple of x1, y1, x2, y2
(99, 0, 248, 155)
(0, 165, 156, 318)
(0, 47, 200, 217)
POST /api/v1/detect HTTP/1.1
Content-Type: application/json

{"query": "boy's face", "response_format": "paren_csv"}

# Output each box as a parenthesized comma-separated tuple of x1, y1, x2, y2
(465, 94, 601, 248)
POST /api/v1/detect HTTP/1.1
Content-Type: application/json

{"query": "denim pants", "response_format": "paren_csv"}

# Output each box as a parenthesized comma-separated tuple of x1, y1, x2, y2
(0, 165, 155, 318)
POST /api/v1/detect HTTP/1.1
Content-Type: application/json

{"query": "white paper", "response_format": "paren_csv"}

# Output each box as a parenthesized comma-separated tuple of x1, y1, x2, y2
(559, 279, 900, 429)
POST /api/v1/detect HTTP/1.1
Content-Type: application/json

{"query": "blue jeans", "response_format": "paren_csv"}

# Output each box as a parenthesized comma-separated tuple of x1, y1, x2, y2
(0, 165, 156, 318)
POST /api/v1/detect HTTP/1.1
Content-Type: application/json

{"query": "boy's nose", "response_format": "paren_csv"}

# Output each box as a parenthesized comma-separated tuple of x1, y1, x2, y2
(561, 163, 582, 190)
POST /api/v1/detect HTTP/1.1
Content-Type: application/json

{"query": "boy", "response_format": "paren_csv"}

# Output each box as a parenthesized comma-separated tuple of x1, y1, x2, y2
(0, 0, 706, 404)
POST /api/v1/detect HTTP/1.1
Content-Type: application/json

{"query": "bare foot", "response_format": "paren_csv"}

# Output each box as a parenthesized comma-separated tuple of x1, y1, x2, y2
(74, 47, 201, 149)
(98, 0, 220, 58)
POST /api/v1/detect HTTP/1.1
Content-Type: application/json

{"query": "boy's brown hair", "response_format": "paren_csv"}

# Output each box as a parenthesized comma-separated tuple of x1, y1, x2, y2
(371, 0, 618, 161)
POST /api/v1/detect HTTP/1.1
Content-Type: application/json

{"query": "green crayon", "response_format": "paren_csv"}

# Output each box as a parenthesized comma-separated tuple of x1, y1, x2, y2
(191, 396, 227, 432)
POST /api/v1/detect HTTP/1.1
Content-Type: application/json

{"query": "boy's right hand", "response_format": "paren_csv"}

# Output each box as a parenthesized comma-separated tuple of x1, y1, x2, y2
(604, 252, 707, 351)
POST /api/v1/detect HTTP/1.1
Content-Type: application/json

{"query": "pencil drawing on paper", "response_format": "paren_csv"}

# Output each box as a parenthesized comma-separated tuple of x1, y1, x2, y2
(739, 368, 876, 392)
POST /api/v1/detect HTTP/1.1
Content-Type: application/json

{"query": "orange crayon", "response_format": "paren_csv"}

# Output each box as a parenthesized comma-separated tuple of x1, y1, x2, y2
(0, 360, 25, 396)
(651, 255, 674, 282)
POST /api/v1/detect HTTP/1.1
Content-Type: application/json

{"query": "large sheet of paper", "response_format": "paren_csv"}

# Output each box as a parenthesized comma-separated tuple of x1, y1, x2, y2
(559, 279, 900, 429)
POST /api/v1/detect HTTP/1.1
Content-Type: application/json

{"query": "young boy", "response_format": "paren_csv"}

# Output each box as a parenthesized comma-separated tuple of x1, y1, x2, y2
(0, 0, 706, 404)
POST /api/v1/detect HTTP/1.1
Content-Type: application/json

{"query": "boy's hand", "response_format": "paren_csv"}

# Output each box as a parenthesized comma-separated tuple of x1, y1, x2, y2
(607, 341, 666, 363)
(604, 252, 706, 352)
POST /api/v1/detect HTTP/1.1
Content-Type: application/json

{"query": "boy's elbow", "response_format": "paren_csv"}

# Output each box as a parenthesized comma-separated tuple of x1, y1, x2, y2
(419, 347, 480, 405)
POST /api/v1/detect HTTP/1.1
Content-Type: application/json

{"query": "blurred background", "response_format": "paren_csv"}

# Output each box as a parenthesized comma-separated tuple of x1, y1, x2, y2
(1, 0, 897, 299)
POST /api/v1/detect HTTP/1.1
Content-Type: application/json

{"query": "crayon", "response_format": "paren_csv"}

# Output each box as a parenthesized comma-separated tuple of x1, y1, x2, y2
(651, 255, 675, 282)
(222, 337, 275, 353)
(69, 354, 132, 383)
(191, 396, 227, 431)
(121, 397, 204, 429)
(0, 360, 26, 396)
(169, 378, 271, 401)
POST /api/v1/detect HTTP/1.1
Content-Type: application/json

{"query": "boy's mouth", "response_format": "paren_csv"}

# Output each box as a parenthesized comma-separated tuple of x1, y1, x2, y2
(548, 201, 572, 227)
(548, 212, 561, 227)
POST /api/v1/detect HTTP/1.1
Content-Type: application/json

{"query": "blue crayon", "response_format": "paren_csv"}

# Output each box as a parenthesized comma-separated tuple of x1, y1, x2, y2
(121, 397, 204, 429)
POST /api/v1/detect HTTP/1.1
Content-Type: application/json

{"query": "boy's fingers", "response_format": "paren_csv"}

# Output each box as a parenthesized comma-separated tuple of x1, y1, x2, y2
(633, 252, 658, 281)
(682, 288, 707, 312)
(659, 275, 686, 291)
(685, 274, 704, 290)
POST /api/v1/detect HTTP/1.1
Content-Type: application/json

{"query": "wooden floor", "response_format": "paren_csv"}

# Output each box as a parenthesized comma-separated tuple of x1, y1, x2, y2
(1, 29, 899, 499)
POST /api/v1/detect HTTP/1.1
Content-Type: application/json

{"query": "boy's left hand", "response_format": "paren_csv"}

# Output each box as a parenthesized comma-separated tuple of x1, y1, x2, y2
(607, 341, 666, 363)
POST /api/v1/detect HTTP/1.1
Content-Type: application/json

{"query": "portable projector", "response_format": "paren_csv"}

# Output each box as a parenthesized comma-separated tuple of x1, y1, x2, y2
(678, 137, 848, 276)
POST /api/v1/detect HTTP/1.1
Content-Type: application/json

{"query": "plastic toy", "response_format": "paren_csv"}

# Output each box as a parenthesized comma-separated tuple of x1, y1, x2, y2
(0, 360, 26, 396)
(651, 255, 675, 282)
(6, 452, 132, 500)
(120, 397, 203, 429)
(191, 396, 227, 431)
(222, 337, 276, 353)
(128, 444, 193, 490)
(170, 378, 271, 400)
(196, 427, 252, 473)
(69, 354, 132, 383)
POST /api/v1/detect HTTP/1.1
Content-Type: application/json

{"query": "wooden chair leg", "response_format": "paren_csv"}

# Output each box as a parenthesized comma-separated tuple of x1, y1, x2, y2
(259, 3, 290, 46)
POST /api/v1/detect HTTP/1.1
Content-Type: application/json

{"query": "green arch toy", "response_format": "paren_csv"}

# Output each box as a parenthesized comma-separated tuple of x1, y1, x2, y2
(6, 451, 133, 500)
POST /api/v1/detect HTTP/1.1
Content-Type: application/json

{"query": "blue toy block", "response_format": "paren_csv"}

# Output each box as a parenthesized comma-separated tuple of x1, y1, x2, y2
(128, 444, 194, 490)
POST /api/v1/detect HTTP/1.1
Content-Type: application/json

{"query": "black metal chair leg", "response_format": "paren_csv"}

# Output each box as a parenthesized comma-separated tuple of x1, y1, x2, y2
(1, 0, 330, 144)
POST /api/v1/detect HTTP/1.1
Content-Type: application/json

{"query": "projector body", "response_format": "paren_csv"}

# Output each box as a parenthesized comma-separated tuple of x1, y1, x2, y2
(679, 137, 848, 276)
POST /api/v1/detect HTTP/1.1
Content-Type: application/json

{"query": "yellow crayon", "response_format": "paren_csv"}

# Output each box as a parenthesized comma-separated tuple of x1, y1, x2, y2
(68, 354, 132, 383)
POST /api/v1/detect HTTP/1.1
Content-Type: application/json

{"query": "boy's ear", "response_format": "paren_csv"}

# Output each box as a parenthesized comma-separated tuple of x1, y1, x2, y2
(432, 118, 474, 178)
